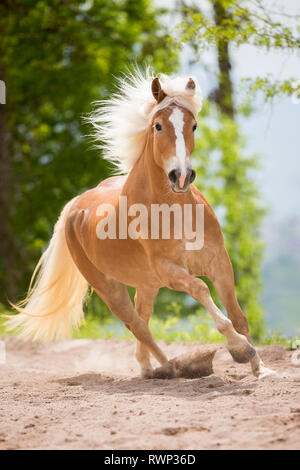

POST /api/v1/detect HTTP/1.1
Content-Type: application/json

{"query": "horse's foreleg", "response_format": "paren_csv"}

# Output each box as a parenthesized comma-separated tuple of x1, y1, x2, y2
(156, 262, 256, 365)
(134, 287, 158, 377)
(210, 248, 277, 379)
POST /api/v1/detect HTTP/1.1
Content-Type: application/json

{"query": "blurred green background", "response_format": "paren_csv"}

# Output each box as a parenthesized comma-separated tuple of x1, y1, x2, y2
(0, 0, 299, 344)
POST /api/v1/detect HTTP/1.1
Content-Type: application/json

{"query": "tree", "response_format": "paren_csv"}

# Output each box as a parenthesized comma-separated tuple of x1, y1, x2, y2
(173, 0, 300, 339)
(0, 0, 177, 302)
(177, 0, 300, 107)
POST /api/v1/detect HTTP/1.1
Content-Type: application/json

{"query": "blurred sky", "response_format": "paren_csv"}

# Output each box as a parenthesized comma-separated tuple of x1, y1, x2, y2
(234, 42, 300, 224)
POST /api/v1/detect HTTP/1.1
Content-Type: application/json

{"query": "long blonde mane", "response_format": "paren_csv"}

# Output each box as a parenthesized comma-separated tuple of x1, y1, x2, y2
(86, 68, 202, 174)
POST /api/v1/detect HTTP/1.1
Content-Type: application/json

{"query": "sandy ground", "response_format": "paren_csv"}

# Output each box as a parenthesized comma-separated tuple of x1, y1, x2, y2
(0, 336, 299, 450)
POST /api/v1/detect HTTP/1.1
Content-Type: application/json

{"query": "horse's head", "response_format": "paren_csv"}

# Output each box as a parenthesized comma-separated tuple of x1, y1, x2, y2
(150, 77, 197, 193)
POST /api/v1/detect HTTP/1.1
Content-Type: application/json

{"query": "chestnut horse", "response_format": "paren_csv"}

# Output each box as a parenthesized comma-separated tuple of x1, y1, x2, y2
(6, 70, 275, 379)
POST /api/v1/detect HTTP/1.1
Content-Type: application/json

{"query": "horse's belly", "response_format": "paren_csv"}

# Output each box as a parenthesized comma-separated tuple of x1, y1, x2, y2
(91, 237, 159, 288)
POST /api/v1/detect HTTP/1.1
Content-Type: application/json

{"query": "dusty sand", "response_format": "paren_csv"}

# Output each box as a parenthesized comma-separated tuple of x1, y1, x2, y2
(0, 337, 299, 450)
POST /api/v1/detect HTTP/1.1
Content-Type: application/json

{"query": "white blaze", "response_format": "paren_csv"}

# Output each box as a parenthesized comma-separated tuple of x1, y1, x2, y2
(168, 107, 187, 187)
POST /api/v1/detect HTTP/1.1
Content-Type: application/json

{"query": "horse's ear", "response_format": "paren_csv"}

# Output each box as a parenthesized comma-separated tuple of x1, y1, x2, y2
(186, 78, 196, 91)
(152, 77, 167, 103)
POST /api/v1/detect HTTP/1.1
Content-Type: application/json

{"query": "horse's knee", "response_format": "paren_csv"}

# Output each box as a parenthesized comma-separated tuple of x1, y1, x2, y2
(217, 316, 233, 335)
(187, 278, 212, 306)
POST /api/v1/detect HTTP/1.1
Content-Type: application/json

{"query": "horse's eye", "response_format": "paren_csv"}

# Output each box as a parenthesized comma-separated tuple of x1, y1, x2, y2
(155, 123, 162, 132)
(192, 123, 197, 132)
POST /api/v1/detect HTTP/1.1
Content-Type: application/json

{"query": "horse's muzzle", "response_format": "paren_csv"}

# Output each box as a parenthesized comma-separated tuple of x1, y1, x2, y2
(168, 168, 196, 192)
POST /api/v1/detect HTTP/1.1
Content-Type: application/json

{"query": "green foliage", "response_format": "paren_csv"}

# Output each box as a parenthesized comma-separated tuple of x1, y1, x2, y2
(241, 77, 299, 100)
(150, 311, 224, 343)
(0, 0, 177, 300)
(74, 310, 225, 343)
(178, 0, 299, 49)
(175, 0, 300, 101)
(0, 304, 11, 336)
(262, 330, 300, 349)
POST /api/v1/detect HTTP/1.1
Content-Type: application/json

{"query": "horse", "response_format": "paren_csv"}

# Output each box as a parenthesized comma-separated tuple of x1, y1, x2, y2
(6, 69, 275, 380)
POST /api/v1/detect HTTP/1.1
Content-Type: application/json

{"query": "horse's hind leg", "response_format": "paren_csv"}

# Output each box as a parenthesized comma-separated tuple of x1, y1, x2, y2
(210, 248, 277, 379)
(134, 287, 158, 377)
(80, 265, 168, 371)
(66, 215, 168, 373)
(80, 268, 168, 371)
(73, 261, 168, 371)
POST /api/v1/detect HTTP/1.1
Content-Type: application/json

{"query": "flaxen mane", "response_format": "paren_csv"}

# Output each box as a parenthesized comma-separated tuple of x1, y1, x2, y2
(86, 68, 202, 174)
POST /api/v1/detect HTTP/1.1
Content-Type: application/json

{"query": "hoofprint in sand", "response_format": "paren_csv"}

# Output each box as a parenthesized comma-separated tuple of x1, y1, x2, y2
(0, 337, 299, 450)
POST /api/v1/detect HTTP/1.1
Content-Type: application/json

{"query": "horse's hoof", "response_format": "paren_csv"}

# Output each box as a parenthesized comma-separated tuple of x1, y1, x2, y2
(150, 362, 176, 379)
(227, 342, 256, 364)
(141, 368, 154, 379)
(150, 346, 217, 379)
(255, 366, 279, 380)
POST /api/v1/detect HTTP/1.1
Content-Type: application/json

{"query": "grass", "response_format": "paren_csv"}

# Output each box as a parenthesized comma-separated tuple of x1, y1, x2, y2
(0, 305, 10, 336)
(1, 303, 299, 348)
(74, 313, 300, 347)
(73, 312, 225, 343)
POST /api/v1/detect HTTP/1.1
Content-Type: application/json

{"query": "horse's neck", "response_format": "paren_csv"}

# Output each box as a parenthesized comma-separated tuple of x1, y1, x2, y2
(140, 142, 167, 201)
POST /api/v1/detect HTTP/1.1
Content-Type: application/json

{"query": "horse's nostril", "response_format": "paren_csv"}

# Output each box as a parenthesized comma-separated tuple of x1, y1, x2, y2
(168, 169, 178, 183)
(190, 169, 196, 183)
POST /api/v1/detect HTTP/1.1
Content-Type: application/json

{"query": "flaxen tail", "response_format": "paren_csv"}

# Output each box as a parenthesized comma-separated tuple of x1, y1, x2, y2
(5, 198, 89, 341)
